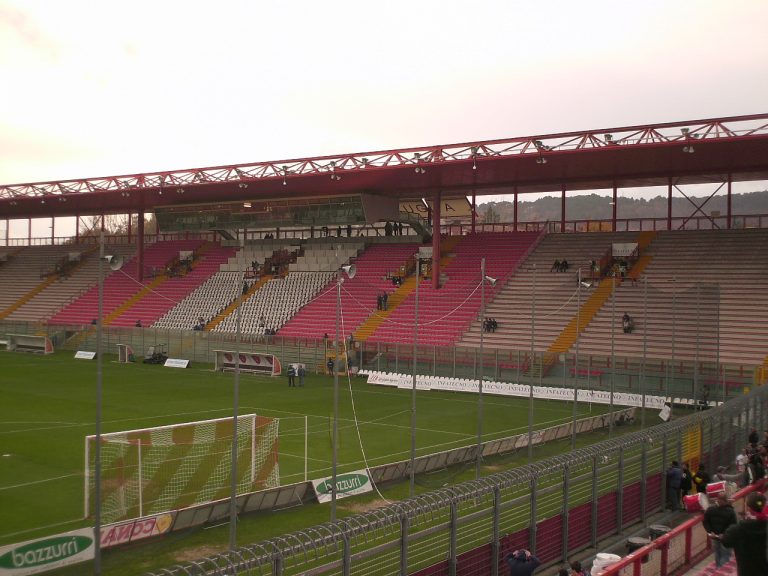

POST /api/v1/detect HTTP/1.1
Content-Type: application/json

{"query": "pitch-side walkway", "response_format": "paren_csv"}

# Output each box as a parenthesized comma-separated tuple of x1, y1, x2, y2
(686, 556, 737, 576)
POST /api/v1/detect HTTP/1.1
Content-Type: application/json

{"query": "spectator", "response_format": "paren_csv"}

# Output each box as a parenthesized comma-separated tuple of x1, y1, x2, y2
(666, 461, 682, 510)
(622, 312, 634, 334)
(703, 493, 738, 568)
(491, 318, 498, 332)
(298, 365, 306, 387)
(720, 491, 768, 576)
(346, 224, 352, 237)
(560, 259, 569, 272)
(737, 447, 749, 473)
(681, 462, 693, 498)
(505, 549, 540, 576)
(135, 319, 142, 328)
(694, 463, 711, 493)
(326, 357, 335, 375)
(242, 280, 249, 295)
(382, 292, 388, 311)
(287, 364, 296, 387)
(551, 259, 561, 272)
(748, 428, 759, 448)
(569, 561, 585, 576)
(384, 221, 393, 236)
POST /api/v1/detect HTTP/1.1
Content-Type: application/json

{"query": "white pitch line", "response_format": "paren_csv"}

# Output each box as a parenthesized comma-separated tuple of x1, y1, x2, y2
(0, 473, 81, 492)
(1, 518, 84, 541)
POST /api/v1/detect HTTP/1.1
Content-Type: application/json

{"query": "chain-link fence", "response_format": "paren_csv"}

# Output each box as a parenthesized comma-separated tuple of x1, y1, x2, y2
(141, 377, 766, 576)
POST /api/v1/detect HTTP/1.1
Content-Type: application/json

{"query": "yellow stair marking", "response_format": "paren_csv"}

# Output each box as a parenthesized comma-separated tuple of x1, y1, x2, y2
(353, 276, 418, 341)
(102, 276, 167, 326)
(204, 275, 272, 331)
(0, 275, 60, 320)
(353, 235, 462, 341)
(547, 231, 658, 354)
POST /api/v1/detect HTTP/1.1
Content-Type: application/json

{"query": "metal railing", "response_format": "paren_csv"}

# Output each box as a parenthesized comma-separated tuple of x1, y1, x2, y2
(145, 375, 767, 576)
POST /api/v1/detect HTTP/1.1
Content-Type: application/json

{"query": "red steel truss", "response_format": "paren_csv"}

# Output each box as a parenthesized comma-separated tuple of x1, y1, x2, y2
(1, 113, 768, 220)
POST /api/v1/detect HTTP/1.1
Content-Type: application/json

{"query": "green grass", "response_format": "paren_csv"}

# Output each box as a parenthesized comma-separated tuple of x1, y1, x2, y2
(0, 351, 614, 574)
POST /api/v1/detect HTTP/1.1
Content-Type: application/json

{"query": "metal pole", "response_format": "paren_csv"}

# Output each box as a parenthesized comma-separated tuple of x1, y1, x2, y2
(610, 275, 615, 437)
(528, 264, 536, 462)
(694, 283, 700, 405)
(572, 268, 581, 450)
(670, 276, 676, 403)
(331, 275, 341, 521)
(94, 233, 104, 576)
(477, 258, 486, 480)
(641, 275, 647, 429)
(229, 274, 242, 550)
(410, 258, 420, 497)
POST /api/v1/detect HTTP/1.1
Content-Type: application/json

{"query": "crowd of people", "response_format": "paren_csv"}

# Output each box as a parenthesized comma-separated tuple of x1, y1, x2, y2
(663, 427, 768, 574)
(377, 292, 389, 310)
(384, 221, 405, 236)
(483, 317, 498, 332)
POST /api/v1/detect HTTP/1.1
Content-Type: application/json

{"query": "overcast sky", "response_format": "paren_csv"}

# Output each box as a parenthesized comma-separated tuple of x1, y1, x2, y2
(2, 0, 767, 237)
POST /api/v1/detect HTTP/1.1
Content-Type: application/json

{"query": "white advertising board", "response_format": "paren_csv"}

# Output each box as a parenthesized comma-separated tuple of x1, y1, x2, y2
(74, 351, 96, 360)
(312, 469, 373, 504)
(0, 528, 94, 575)
(164, 358, 189, 369)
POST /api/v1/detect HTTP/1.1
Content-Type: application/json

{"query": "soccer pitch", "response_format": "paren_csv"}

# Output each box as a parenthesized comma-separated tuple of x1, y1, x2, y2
(0, 351, 607, 548)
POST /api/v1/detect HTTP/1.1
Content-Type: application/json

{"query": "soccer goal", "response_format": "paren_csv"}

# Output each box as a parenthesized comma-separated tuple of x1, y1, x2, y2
(84, 414, 279, 523)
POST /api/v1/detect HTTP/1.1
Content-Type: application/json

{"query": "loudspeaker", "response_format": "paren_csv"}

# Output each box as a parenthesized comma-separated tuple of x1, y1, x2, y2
(341, 264, 356, 279)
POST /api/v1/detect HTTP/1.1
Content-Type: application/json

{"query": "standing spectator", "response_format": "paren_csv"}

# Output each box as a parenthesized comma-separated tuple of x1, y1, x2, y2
(384, 221, 393, 236)
(382, 292, 388, 311)
(286, 364, 296, 387)
(703, 493, 738, 568)
(720, 491, 768, 576)
(737, 447, 750, 473)
(666, 461, 682, 510)
(681, 462, 693, 499)
(694, 463, 711, 494)
(376, 294, 382, 310)
(569, 561, 585, 576)
(551, 259, 561, 272)
(505, 549, 540, 576)
(748, 428, 759, 448)
(298, 365, 306, 387)
(326, 357, 335, 375)
(346, 224, 352, 237)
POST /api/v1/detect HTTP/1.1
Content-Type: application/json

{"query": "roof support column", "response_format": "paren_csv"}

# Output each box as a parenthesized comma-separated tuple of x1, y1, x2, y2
(5, 218, 9, 245)
(612, 184, 617, 232)
(137, 211, 145, 282)
(51, 216, 55, 244)
(75, 215, 80, 243)
(471, 190, 476, 234)
(513, 188, 518, 231)
(127, 212, 132, 241)
(727, 174, 732, 229)
(561, 184, 566, 232)
(28, 218, 31, 244)
(667, 179, 673, 230)
(100, 214, 105, 232)
(432, 190, 441, 290)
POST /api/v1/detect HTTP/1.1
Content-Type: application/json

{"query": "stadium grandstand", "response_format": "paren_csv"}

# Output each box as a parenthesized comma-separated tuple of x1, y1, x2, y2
(2, 113, 768, 576)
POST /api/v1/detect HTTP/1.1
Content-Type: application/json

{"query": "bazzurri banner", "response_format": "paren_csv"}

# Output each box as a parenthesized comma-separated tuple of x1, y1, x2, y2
(0, 528, 94, 575)
(312, 469, 373, 503)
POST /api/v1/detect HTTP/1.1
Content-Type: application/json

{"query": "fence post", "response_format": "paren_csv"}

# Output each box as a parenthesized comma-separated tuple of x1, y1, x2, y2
(562, 463, 570, 563)
(529, 477, 538, 553)
(400, 515, 408, 576)
(661, 435, 669, 510)
(616, 447, 625, 530)
(707, 418, 714, 471)
(591, 456, 599, 548)
(342, 535, 351, 576)
(449, 502, 458, 576)
(640, 441, 648, 522)
(273, 553, 283, 576)
(492, 487, 500, 576)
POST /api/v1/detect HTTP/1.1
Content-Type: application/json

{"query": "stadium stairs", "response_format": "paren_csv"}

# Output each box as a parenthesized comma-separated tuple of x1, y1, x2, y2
(2, 244, 105, 322)
(108, 241, 233, 327)
(0, 244, 98, 320)
(367, 232, 540, 347)
(49, 240, 203, 326)
(571, 228, 768, 372)
(536, 231, 659, 376)
(205, 274, 272, 331)
(278, 241, 421, 340)
(352, 275, 418, 341)
(457, 231, 642, 356)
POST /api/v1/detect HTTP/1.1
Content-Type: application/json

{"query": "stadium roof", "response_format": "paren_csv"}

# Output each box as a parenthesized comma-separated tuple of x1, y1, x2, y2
(2, 113, 768, 219)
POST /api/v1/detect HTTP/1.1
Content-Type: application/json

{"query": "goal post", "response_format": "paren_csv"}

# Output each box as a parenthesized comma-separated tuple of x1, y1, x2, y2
(84, 414, 279, 523)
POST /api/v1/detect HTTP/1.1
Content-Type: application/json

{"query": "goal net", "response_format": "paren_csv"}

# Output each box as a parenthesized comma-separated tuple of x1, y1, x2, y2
(85, 414, 279, 523)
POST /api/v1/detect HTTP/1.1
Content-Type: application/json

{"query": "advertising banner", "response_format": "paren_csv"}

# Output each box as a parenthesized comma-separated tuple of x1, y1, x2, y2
(0, 528, 94, 576)
(100, 513, 176, 549)
(361, 371, 666, 409)
(312, 469, 373, 504)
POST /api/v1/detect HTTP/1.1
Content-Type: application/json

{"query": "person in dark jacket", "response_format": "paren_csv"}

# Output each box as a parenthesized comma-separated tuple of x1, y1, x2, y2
(703, 493, 738, 567)
(720, 491, 768, 576)
(693, 463, 711, 494)
(680, 462, 693, 499)
(666, 461, 682, 510)
(505, 549, 540, 576)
